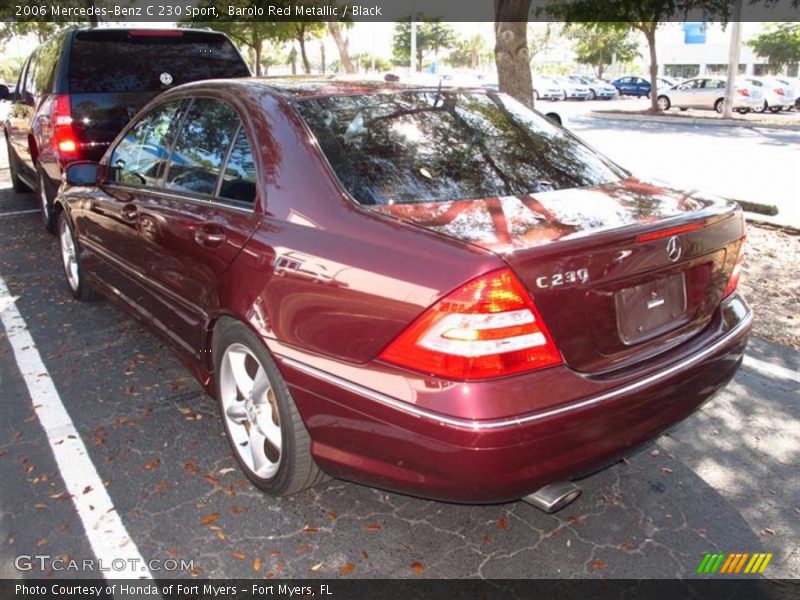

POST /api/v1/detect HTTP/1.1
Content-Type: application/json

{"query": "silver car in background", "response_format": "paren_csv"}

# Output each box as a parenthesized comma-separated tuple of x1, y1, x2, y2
(656, 76, 762, 113)
(746, 76, 796, 113)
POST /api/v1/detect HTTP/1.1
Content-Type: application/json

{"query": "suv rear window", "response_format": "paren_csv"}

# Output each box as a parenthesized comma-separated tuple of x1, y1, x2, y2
(295, 91, 625, 206)
(68, 31, 249, 94)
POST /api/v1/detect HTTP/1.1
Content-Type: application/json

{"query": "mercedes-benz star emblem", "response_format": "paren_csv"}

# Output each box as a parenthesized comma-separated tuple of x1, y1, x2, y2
(666, 235, 682, 262)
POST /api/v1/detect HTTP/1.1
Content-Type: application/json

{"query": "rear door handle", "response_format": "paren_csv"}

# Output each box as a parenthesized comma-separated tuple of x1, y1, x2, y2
(194, 224, 226, 248)
(121, 203, 138, 222)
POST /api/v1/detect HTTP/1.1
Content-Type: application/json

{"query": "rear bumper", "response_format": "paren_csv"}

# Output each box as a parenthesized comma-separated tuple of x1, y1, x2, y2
(278, 295, 751, 504)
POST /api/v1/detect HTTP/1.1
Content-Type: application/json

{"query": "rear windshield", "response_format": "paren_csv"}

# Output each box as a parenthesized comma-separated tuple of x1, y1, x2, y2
(295, 91, 625, 206)
(68, 31, 249, 94)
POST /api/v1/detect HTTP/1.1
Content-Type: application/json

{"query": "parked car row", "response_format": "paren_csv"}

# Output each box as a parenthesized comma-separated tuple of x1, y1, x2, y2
(654, 75, 799, 114)
(2, 28, 752, 511)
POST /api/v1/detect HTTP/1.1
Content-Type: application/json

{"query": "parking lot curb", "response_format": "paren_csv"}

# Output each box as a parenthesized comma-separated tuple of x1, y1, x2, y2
(589, 111, 800, 131)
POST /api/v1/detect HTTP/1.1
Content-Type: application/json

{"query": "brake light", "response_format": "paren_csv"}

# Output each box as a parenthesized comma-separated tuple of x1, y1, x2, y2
(775, 88, 785, 95)
(379, 268, 562, 380)
(52, 95, 77, 157)
(635, 222, 703, 243)
(723, 238, 746, 298)
(129, 30, 184, 37)
(736, 88, 750, 97)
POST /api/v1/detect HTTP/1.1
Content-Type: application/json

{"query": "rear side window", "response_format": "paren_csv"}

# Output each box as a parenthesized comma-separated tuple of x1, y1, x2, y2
(295, 91, 625, 206)
(68, 31, 249, 94)
(219, 129, 257, 206)
(110, 101, 183, 187)
(166, 99, 240, 197)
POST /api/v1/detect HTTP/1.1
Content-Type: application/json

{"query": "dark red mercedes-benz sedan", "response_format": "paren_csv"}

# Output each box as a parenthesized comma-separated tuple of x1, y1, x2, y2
(54, 78, 750, 510)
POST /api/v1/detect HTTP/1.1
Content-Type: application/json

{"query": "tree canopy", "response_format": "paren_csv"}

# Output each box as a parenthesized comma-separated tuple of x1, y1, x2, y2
(563, 22, 639, 79)
(392, 18, 457, 68)
(747, 23, 800, 72)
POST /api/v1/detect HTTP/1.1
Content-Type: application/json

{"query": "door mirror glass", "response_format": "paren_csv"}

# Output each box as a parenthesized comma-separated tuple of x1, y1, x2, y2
(0, 84, 8, 100)
(65, 162, 100, 186)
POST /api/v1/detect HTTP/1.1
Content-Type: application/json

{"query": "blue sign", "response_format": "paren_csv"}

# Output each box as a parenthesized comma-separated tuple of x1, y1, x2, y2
(683, 22, 707, 44)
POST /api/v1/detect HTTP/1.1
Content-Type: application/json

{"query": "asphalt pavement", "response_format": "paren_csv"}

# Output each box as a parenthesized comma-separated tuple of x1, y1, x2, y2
(0, 144, 798, 583)
(548, 97, 800, 230)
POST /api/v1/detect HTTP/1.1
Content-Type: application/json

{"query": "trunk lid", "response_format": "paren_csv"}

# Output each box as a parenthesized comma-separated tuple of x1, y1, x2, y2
(372, 177, 745, 374)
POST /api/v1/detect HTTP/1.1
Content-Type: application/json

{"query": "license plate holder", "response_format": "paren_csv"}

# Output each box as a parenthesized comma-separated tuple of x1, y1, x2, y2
(615, 272, 688, 345)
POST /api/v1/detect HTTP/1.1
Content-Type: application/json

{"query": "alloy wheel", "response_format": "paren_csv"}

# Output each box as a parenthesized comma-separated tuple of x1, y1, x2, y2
(59, 217, 79, 292)
(219, 343, 282, 479)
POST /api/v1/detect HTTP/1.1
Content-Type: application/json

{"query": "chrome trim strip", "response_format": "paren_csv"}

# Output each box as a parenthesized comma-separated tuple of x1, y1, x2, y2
(280, 309, 752, 431)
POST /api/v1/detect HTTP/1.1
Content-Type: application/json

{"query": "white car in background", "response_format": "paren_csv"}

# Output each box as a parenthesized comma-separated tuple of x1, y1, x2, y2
(533, 75, 566, 101)
(569, 76, 617, 99)
(746, 76, 797, 112)
(655, 76, 763, 113)
(550, 75, 591, 100)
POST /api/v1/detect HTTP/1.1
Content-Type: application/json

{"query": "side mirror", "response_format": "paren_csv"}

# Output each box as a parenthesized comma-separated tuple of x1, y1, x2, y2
(65, 162, 100, 186)
(0, 84, 9, 101)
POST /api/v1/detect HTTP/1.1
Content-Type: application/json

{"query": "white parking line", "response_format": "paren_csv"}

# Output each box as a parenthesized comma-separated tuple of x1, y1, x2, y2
(0, 209, 39, 218)
(742, 354, 800, 385)
(0, 276, 153, 580)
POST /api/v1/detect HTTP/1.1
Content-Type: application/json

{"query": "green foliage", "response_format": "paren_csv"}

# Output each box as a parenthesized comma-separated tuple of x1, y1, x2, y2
(392, 18, 457, 68)
(747, 23, 800, 70)
(0, 56, 24, 84)
(563, 23, 639, 78)
(445, 34, 492, 69)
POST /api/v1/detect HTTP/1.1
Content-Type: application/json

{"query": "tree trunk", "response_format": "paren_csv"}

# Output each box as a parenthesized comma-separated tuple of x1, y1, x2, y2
(297, 31, 311, 74)
(85, 0, 98, 27)
(643, 26, 659, 112)
(254, 43, 262, 77)
(289, 47, 297, 76)
(494, 1, 534, 108)
(320, 42, 326, 74)
(597, 47, 604, 79)
(327, 21, 355, 74)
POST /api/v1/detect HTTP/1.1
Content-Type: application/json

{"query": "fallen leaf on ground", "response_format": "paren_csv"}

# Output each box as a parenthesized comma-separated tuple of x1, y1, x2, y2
(497, 517, 508, 529)
(339, 563, 355, 575)
(365, 524, 381, 532)
(592, 560, 607, 570)
(200, 512, 220, 526)
(232, 551, 246, 560)
(142, 459, 160, 471)
(411, 561, 425, 574)
(253, 557, 262, 572)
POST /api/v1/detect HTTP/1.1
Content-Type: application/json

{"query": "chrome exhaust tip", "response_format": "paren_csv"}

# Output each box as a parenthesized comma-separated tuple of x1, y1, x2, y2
(521, 482, 582, 513)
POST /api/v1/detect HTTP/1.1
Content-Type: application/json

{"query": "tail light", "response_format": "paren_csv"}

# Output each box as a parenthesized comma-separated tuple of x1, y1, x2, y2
(52, 95, 77, 158)
(736, 88, 750, 97)
(775, 88, 785, 96)
(379, 268, 562, 380)
(723, 238, 746, 298)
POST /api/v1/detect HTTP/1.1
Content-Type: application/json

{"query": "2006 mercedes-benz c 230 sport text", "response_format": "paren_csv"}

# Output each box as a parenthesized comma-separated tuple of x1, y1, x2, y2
(54, 78, 750, 511)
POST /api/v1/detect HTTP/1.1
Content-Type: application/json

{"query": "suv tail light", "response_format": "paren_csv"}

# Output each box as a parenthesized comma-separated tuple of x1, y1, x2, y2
(52, 95, 77, 158)
(379, 268, 562, 380)
(723, 238, 746, 298)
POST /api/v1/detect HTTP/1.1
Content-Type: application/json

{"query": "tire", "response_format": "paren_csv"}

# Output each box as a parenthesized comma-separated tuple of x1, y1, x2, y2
(769, 105, 782, 113)
(714, 98, 725, 114)
(6, 138, 32, 193)
(736, 108, 750, 114)
(657, 95, 671, 110)
(679, 107, 689, 111)
(558, 90, 567, 102)
(754, 100, 767, 114)
(587, 89, 596, 101)
(58, 210, 98, 301)
(38, 167, 56, 234)
(213, 320, 326, 496)
(533, 90, 539, 101)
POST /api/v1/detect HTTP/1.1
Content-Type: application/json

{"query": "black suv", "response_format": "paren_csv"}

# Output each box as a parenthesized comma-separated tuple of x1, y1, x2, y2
(2, 28, 250, 232)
